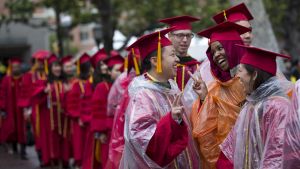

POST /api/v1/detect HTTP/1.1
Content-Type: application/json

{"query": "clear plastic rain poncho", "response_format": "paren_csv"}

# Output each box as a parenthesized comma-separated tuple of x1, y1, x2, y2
(220, 77, 300, 169)
(119, 75, 200, 169)
(107, 72, 128, 117)
(283, 79, 300, 168)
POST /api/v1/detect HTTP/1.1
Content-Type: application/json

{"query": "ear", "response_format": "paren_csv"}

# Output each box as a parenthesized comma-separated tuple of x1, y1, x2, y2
(150, 57, 157, 68)
(253, 71, 258, 81)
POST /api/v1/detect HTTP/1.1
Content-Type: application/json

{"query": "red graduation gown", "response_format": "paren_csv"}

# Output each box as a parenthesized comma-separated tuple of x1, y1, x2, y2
(36, 81, 65, 162)
(68, 80, 93, 165)
(18, 72, 47, 153)
(61, 78, 78, 164)
(82, 81, 112, 169)
(0, 75, 26, 144)
(176, 57, 201, 91)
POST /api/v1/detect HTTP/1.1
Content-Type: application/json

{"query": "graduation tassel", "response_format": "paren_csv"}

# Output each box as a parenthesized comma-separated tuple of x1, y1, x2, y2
(89, 76, 93, 83)
(44, 60, 49, 75)
(124, 55, 129, 73)
(131, 48, 140, 75)
(76, 60, 80, 75)
(95, 139, 101, 163)
(156, 31, 162, 73)
(223, 10, 227, 21)
(6, 61, 11, 76)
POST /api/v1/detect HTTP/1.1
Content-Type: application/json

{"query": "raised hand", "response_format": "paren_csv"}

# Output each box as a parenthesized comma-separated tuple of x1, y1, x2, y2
(171, 93, 184, 121)
(188, 71, 208, 101)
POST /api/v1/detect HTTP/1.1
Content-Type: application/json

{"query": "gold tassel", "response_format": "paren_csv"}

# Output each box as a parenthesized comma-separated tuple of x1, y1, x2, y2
(156, 31, 162, 73)
(124, 55, 129, 72)
(76, 60, 80, 75)
(223, 10, 227, 21)
(35, 105, 40, 137)
(6, 61, 11, 76)
(181, 65, 185, 91)
(95, 139, 101, 163)
(44, 60, 49, 75)
(131, 48, 140, 75)
(79, 80, 85, 94)
(89, 76, 93, 83)
(54, 82, 62, 135)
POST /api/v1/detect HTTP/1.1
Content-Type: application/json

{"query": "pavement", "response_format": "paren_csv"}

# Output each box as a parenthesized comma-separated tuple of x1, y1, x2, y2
(0, 144, 40, 169)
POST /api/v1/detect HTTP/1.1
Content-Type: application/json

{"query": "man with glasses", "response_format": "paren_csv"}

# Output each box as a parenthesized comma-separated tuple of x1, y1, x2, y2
(160, 15, 201, 91)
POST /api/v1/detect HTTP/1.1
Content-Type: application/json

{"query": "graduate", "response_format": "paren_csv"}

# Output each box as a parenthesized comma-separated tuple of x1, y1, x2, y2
(60, 55, 76, 168)
(83, 51, 124, 169)
(188, 22, 250, 169)
(120, 28, 200, 169)
(105, 47, 140, 169)
(218, 45, 299, 169)
(32, 54, 64, 166)
(67, 53, 93, 168)
(0, 58, 27, 159)
(18, 50, 49, 166)
(159, 15, 201, 91)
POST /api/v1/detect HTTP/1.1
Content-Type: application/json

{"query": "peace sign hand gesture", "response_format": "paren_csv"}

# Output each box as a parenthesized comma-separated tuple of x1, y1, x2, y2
(188, 71, 208, 101)
(171, 93, 184, 122)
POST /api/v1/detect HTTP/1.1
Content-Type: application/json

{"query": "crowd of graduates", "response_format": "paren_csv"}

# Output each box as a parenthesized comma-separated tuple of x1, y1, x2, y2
(1, 2, 300, 169)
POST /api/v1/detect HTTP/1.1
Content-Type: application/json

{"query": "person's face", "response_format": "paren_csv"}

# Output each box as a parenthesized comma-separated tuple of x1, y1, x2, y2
(36, 60, 44, 71)
(237, 64, 255, 95)
(161, 45, 179, 79)
(99, 61, 108, 75)
(63, 62, 75, 76)
(109, 64, 122, 81)
(168, 30, 193, 56)
(51, 62, 62, 77)
(210, 41, 229, 71)
(235, 20, 253, 46)
(11, 63, 21, 76)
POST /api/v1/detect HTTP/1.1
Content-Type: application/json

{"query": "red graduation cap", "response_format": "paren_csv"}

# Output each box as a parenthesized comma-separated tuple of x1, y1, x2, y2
(32, 50, 50, 60)
(236, 44, 290, 75)
(48, 54, 59, 65)
(76, 53, 90, 75)
(213, 3, 254, 24)
(159, 15, 200, 31)
(104, 53, 124, 68)
(79, 53, 90, 64)
(61, 55, 73, 65)
(91, 48, 108, 68)
(10, 58, 22, 64)
(127, 27, 174, 73)
(197, 21, 251, 43)
(44, 54, 58, 74)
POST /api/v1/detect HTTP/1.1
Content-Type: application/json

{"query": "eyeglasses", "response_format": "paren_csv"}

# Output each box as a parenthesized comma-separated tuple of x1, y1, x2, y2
(171, 33, 195, 40)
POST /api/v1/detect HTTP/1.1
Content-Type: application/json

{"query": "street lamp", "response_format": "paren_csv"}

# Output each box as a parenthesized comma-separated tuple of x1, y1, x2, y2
(93, 23, 103, 49)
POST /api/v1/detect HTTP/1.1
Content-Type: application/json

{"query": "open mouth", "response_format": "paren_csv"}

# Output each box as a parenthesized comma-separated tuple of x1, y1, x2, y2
(218, 58, 226, 65)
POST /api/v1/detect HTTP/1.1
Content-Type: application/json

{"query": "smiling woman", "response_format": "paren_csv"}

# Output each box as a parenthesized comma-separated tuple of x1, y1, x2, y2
(186, 21, 252, 169)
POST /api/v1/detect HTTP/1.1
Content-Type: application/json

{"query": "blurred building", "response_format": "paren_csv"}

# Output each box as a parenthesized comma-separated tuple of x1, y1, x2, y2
(0, 0, 51, 64)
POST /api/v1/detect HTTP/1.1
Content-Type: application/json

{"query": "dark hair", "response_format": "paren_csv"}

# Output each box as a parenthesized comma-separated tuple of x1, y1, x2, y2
(48, 61, 62, 83)
(141, 50, 158, 72)
(79, 61, 91, 80)
(243, 64, 273, 90)
(92, 61, 110, 88)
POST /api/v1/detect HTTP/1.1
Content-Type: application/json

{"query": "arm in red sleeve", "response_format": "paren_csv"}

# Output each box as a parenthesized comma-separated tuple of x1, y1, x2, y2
(18, 73, 33, 107)
(146, 112, 188, 167)
(216, 151, 233, 169)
